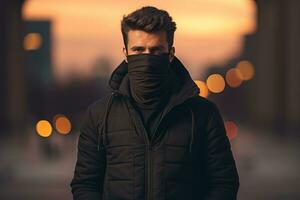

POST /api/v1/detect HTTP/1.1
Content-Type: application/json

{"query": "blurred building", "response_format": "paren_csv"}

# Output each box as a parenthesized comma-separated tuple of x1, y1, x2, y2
(247, 0, 300, 133)
(207, 0, 300, 134)
(0, 0, 26, 133)
(24, 20, 53, 121)
(24, 20, 52, 86)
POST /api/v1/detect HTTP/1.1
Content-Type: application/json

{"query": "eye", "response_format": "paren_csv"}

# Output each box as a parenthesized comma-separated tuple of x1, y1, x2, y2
(132, 47, 144, 52)
(151, 49, 164, 55)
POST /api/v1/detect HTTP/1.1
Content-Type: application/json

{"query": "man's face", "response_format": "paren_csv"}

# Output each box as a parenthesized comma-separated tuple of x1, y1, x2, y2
(123, 30, 175, 62)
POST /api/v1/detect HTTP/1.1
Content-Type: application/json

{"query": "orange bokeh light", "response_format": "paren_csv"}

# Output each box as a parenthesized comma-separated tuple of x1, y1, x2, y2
(194, 80, 209, 98)
(236, 60, 255, 80)
(224, 121, 238, 140)
(206, 74, 225, 93)
(226, 68, 243, 88)
(24, 32, 42, 51)
(36, 120, 52, 137)
(54, 114, 72, 135)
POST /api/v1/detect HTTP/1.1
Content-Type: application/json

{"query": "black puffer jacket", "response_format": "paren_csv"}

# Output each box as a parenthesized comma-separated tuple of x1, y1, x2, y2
(70, 56, 240, 200)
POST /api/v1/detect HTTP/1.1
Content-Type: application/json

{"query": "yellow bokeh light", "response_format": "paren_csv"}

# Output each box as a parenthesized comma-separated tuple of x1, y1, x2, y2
(236, 60, 255, 80)
(226, 68, 243, 88)
(24, 32, 42, 51)
(54, 114, 72, 135)
(194, 80, 209, 98)
(36, 120, 52, 137)
(206, 74, 225, 93)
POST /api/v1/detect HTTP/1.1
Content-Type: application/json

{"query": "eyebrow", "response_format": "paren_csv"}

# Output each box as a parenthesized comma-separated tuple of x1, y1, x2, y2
(130, 45, 166, 51)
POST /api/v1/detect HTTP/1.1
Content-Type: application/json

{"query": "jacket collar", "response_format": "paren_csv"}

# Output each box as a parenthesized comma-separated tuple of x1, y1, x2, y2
(97, 56, 200, 151)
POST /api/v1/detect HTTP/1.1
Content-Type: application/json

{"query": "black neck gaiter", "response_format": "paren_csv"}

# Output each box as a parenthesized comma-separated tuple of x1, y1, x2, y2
(127, 53, 174, 109)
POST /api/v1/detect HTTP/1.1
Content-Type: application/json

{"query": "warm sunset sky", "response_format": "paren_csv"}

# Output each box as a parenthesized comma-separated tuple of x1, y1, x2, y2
(23, 0, 256, 81)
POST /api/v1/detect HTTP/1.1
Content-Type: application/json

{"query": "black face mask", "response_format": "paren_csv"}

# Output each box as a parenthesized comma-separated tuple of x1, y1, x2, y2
(127, 53, 174, 109)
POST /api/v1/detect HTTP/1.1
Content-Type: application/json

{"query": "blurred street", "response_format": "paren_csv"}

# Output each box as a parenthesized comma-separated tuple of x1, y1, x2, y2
(0, 125, 299, 200)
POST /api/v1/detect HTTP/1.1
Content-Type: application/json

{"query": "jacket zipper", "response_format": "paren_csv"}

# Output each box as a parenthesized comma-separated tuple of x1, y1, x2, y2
(123, 98, 152, 200)
(147, 144, 152, 200)
(144, 131, 151, 200)
(146, 97, 198, 200)
(123, 93, 197, 200)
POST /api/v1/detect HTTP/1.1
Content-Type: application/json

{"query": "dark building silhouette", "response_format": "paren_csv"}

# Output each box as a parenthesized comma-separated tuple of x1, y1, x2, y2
(206, 0, 300, 134)
(0, 0, 26, 133)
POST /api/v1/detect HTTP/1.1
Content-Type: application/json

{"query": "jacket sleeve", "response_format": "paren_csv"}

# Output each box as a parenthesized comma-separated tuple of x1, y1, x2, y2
(204, 103, 240, 200)
(70, 105, 106, 200)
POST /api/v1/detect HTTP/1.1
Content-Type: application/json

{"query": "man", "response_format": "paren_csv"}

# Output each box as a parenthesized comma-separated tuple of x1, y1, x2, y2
(70, 6, 240, 200)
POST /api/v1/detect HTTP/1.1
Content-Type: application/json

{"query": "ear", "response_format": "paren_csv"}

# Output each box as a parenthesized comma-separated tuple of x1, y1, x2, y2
(169, 46, 175, 62)
(122, 47, 128, 63)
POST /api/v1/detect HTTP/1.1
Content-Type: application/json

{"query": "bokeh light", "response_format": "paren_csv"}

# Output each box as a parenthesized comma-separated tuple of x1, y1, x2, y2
(36, 120, 52, 137)
(236, 60, 255, 80)
(226, 68, 243, 88)
(24, 32, 42, 51)
(194, 80, 209, 98)
(224, 121, 238, 140)
(206, 74, 225, 93)
(53, 114, 72, 135)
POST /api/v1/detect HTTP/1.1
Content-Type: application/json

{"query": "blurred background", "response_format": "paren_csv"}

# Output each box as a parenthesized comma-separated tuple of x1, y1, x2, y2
(0, 0, 299, 199)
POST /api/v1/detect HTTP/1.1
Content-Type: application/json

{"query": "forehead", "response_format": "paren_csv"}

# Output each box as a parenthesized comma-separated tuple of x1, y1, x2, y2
(127, 30, 168, 47)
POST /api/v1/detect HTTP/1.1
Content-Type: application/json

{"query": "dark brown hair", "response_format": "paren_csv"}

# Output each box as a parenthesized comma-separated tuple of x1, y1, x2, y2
(121, 6, 177, 51)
